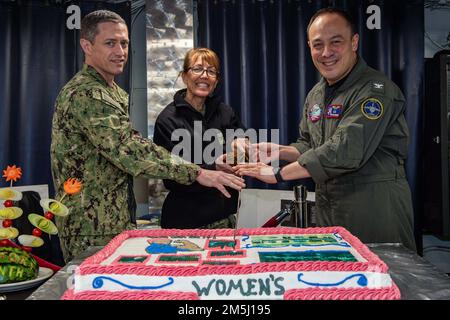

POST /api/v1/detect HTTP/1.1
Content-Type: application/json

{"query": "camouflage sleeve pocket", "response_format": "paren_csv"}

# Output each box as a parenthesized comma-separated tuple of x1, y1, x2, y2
(91, 89, 124, 112)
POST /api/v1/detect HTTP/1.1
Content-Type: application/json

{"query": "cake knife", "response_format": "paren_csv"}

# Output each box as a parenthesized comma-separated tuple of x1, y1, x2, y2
(232, 188, 241, 251)
(231, 145, 248, 250)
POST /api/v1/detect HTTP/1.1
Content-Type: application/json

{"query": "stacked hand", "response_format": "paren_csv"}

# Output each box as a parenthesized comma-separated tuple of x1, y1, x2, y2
(232, 138, 250, 159)
(224, 142, 280, 184)
(215, 153, 234, 174)
(234, 162, 276, 184)
(196, 169, 245, 198)
(210, 141, 286, 187)
(249, 142, 281, 164)
(214, 137, 251, 173)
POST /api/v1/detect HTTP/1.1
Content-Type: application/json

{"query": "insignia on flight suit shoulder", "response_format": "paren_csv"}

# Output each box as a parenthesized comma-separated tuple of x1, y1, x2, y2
(308, 104, 322, 122)
(325, 104, 343, 119)
(371, 81, 385, 93)
(361, 98, 384, 120)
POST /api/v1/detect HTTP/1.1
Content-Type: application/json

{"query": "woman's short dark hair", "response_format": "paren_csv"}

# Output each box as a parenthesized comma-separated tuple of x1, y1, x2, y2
(81, 10, 126, 43)
(307, 7, 357, 39)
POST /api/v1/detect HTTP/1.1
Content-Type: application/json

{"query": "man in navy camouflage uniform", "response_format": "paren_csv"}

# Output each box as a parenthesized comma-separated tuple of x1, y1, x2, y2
(51, 10, 244, 262)
(236, 8, 416, 251)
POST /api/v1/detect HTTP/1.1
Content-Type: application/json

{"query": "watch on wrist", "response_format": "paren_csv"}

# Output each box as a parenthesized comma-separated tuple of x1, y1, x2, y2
(273, 167, 284, 183)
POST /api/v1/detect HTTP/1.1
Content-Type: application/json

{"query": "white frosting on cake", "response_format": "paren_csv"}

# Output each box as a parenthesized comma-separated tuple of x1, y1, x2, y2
(98, 234, 367, 267)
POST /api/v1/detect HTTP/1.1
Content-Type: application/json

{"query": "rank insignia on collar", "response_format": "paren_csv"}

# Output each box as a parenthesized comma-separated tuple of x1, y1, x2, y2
(325, 104, 343, 119)
(308, 104, 322, 122)
(361, 98, 383, 120)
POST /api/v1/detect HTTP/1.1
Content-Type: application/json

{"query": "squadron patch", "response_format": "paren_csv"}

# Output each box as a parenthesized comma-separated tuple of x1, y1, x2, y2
(308, 104, 322, 122)
(325, 104, 343, 119)
(361, 98, 383, 120)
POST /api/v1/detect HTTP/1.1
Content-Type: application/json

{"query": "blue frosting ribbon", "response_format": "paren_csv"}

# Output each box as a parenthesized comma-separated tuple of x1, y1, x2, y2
(297, 273, 368, 287)
(92, 276, 174, 290)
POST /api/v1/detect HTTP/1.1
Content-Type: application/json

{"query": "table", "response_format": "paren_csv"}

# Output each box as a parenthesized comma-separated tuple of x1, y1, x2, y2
(3, 243, 450, 300)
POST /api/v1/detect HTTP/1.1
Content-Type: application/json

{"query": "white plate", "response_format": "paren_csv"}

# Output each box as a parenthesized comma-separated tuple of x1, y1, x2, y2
(0, 267, 53, 293)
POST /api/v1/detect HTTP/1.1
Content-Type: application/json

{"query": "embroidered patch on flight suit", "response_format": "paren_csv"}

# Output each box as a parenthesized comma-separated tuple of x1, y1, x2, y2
(308, 104, 322, 122)
(361, 98, 384, 120)
(325, 105, 343, 119)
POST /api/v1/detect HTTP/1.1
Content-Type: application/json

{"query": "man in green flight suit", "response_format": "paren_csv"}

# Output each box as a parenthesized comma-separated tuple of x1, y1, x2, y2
(235, 7, 416, 251)
(51, 10, 245, 262)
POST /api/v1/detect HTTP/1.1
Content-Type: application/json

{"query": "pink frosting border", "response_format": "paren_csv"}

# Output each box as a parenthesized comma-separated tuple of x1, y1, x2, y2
(62, 284, 401, 300)
(78, 227, 388, 276)
(284, 283, 401, 300)
(62, 289, 198, 300)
